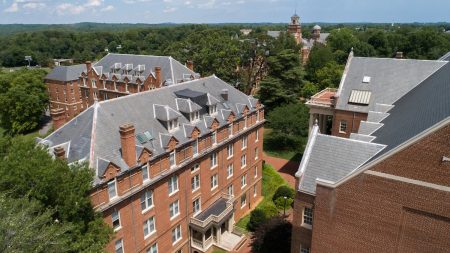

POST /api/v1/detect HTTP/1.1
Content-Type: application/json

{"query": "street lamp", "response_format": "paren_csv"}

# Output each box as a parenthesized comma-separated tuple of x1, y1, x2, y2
(283, 196, 287, 216)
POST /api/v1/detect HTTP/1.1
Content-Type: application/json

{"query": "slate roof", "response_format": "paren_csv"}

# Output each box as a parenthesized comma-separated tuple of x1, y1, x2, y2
(45, 64, 86, 82)
(41, 75, 259, 185)
(301, 33, 330, 49)
(297, 125, 385, 194)
(438, 51, 450, 61)
(335, 57, 446, 113)
(195, 197, 228, 221)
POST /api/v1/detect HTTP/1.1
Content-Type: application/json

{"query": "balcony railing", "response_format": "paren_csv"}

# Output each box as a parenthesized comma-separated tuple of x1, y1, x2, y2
(307, 88, 337, 107)
(190, 193, 234, 228)
(191, 236, 214, 250)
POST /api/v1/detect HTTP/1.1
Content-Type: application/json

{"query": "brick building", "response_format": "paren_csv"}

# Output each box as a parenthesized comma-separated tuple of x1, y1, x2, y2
(45, 53, 197, 129)
(39, 75, 264, 253)
(291, 54, 450, 252)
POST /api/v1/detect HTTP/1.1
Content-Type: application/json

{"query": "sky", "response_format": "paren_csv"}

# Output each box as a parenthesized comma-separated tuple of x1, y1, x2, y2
(0, 0, 449, 24)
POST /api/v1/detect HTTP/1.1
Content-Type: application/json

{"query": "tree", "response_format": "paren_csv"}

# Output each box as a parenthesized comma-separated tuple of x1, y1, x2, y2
(0, 136, 112, 252)
(0, 69, 48, 135)
(305, 43, 334, 83)
(315, 61, 344, 90)
(248, 209, 268, 231)
(0, 194, 71, 253)
(251, 216, 292, 253)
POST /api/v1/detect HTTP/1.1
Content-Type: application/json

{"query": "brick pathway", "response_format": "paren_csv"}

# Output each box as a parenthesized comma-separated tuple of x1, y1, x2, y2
(262, 153, 300, 188)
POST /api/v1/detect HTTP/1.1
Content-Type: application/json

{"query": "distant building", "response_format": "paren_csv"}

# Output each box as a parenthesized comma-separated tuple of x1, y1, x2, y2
(39, 75, 265, 253)
(290, 51, 450, 252)
(240, 29, 253, 36)
(267, 13, 329, 64)
(45, 53, 198, 129)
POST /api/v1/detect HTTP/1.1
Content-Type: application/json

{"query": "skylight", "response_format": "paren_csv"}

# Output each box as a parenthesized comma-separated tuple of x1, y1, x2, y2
(362, 76, 371, 83)
(349, 90, 371, 105)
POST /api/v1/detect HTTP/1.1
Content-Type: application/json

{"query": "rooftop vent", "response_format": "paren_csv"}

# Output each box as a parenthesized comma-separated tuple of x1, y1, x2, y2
(362, 76, 371, 84)
(349, 90, 371, 105)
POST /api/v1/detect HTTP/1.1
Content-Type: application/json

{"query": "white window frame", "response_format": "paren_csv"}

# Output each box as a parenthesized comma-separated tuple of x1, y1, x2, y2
(193, 198, 201, 215)
(210, 152, 218, 169)
(241, 154, 247, 168)
(227, 143, 233, 159)
(191, 163, 200, 173)
(142, 164, 149, 182)
(241, 135, 247, 150)
(115, 239, 124, 253)
(339, 120, 347, 133)
(141, 190, 154, 212)
(143, 216, 156, 238)
(147, 243, 158, 253)
(192, 139, 199, 157)
(240, 194, 246, 208)
(244, 116, 248, 129)
(209, 105, 217, 115)
(227, 164, 233, 179)
(228, 123, 233, 137)
(255, 147, 259, 160)
(112, 209, 121, 231)
(255, 129, 259, 142)
(169, 200, 180, 220)
(91, 79, 97, 88)
(172, 225, 182, 245)
(108, 179, 117, 200)
(302, 207, 313, 229)
(253, 185, 257, 197)
(168, 175, 179, 196)
(168, 119, 179, 131)
(212, 131, 217, 145)
(169, 151, 176, 168)
(228, 184, 234, 196)
(191, 174, 200, 192)
(254, 166, 258, 178)
(241, 174, 247, 188)
(211, 174, 218, 190)
(256, 110, 260, 122)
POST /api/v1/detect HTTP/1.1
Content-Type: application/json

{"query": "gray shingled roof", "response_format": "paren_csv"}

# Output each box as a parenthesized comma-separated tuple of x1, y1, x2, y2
(45, 64, 86, 82)
(438, 51, 450, 61)
(297, 125, 385, 194)
(41, 75, 259, 185)
(335, 57, 446, 113)
(195, 197, 228, 221)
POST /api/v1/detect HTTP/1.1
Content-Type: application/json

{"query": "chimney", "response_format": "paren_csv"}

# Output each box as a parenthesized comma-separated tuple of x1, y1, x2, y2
(221, 89, 229, 101)
(53, 146, 66, 160)
(120, 123, 136, 167)
(85, 61, 92, 73)
(395, 52, 403, 59)
(186, 60, 194, 71)
(155, 67, 162, 88)
(51, 108, 66, 130)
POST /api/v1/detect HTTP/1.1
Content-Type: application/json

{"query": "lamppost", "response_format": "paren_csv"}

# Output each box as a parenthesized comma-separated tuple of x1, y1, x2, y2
(283, 196, 287, 216)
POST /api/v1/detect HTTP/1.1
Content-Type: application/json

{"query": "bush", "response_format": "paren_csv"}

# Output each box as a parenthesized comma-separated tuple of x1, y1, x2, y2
(274, 196, 294, 210)
(251, 216, 292, 253)
(272, 185, 295, 201)
(248, 209, 267, 231)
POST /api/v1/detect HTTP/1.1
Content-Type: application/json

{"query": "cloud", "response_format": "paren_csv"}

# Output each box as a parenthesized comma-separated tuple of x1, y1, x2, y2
(197, 0, 216, 9)
(56, 3, 85, 15)
(123, 0, 151, 4)
(85, 0, 103, 7)
(23, 2, 46, 9)
(163, 7, 176, 13)
(100, 5, 114, 12)
(4, 2, 19, 12)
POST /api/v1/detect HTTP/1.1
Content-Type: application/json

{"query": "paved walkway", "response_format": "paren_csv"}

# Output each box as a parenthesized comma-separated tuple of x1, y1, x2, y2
(262, 153, 300, 188)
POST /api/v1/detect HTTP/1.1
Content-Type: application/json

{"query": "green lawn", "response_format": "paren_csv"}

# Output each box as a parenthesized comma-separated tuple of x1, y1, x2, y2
(236, 163, 291, 231)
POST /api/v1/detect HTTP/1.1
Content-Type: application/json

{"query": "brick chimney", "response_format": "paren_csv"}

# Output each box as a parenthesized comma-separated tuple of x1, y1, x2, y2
(395, 52, 403, 59)
(186, 60, 194, 71)
(51, 108, 66, 130)
(120, 123, 136, 167)
(155, 67, 162, 88)
(85, 61, 92, 73)
(53, 146, 66, 160)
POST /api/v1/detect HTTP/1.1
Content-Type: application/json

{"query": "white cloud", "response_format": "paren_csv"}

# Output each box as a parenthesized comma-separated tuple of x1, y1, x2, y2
(100, 5, 114, 12)
(123, 0, 151, 4)
(56, 3, 85, 15)
(197, 0, 216, 9)
(85, 0, 103, 7)
(23, 2, 46, 9)
(4, 2, 19, 12)
(163, 7, 176, 13)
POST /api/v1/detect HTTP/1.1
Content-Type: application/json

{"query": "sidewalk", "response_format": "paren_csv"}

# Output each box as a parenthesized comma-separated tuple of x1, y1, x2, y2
(262, 153, 300, 188)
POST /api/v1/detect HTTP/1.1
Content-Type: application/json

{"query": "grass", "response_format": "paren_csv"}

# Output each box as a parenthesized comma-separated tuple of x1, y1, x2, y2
(236, 163, 291, 231)
(263, 128, 303, 161)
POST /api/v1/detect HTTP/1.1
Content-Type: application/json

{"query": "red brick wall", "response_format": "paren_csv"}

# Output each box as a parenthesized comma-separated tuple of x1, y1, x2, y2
(331, 109, 367, 138)
(46, 79, 82, 124)
(91, 112, 265, 253)
(309, 123, 450, 253)
(291, 191, 315, 253)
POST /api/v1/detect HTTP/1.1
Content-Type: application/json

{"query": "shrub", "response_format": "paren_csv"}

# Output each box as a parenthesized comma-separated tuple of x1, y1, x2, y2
(248, 209, 267, 231)
(272, 185, 295, 201)
(274, 196, 294, 210)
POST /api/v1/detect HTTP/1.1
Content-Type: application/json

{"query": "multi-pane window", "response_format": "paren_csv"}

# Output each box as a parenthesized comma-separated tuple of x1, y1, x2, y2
(227, 143, 233, 158)
(191, 163, 200, 173)
(168, 119, 179, 131)
(91, 80, 97, 88)
(241, 135, 248, 149)
(115, 239, 123, 253)
(210, 152, 218, 168)
(193, 198, 201, 214)
(169, 200, 180, 219)
(142, 165, 149, 182)
(172, 225, 182, 244)
(193, 139, 198, 156)
(227, 164, 233, 178)
(253, 185, 257, 197)
(209, 105, 217, 115)
(211, 174, 218, 189)
(108, 180, 117, 199)
(300, 246, 311, 253)
(140, 190, 153, 211)
(303, 207, 313, 226)
(228, 123, 233, 137)
(255, 147, 259, 160)
(241, 174, 247, 188)
(143, 216, 156, 238)
(241, 194, 246, 208)
(191, 174, 200, 192)
(147, 243, 158, 253)
(169, 151, 176, 168)
(112, 209, 121, 230)
(168, 175, 179, 195)
(241, 154, 247, 168)
(190, 111, 200, 122)
(212, 131, 217, 145)
(228, 184, 234, 196)
(339, 120, 347, 133)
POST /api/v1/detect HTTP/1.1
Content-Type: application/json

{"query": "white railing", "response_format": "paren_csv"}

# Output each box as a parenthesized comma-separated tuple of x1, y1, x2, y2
(190, 193, 234, 227)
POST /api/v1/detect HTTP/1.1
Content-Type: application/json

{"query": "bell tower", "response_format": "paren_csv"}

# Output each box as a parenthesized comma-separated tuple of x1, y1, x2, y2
(288, 13, 302, 44)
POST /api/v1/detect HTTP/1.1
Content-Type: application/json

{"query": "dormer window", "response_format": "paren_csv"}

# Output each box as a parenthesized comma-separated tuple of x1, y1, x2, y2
(168, 118, 179, 131)
(83, 78, 86, 87)
(190, 111, 200, 122)
(91, 80, 97, 88)
(209, 105, 217, 115)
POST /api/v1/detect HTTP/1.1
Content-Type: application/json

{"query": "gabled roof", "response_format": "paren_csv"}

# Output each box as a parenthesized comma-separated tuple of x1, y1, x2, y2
(45, 64, 86, 82)
(438, 51, 450, 61)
